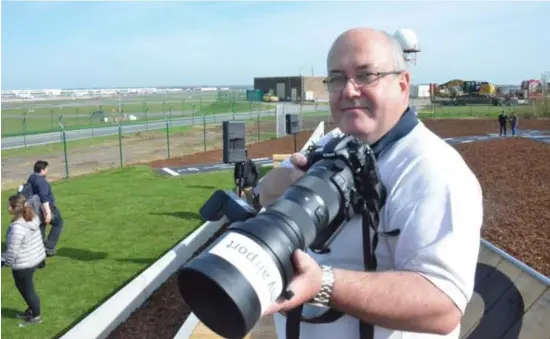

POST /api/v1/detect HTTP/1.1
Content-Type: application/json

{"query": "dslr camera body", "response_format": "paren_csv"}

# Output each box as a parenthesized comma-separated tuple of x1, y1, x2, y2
(177, 134, 386, 338)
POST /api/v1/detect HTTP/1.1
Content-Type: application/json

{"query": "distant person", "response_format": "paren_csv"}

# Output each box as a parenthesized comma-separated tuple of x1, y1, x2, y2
(26, 160, 63, 257)
(1, 194, 46, 327)
(509, 113, 519, 136)
(498, 110, 507, 136)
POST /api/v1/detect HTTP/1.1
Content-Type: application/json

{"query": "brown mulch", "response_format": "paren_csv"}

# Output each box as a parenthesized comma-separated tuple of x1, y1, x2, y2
(107, 118, 550, 339)
(146, 118, 550, 169)
(454, 138, 550, 277)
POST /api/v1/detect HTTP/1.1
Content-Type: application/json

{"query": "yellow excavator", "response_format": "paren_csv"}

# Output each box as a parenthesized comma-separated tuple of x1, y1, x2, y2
(262, 89, 279, 102)
(430, 79, 499, 105)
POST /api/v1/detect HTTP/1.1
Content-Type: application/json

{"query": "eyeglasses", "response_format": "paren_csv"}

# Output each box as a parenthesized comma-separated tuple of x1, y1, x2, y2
(323, 70, 404, 93)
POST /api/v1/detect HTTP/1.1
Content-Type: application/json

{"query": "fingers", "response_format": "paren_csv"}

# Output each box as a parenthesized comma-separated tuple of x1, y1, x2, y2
(289, 152, 308, 168)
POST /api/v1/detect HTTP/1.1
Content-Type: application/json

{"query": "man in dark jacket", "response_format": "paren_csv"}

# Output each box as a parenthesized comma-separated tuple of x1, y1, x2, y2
(26, 160, 63, 257)
(498, 111, 507, 136)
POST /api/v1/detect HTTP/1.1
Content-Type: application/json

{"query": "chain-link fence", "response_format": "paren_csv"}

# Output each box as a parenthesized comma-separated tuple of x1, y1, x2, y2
(1, 102, 331, 190)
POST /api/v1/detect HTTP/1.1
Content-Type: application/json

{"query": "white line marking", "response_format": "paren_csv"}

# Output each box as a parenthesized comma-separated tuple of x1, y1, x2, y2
(461, 140, 474, 143)
(162, 167, 180, 176)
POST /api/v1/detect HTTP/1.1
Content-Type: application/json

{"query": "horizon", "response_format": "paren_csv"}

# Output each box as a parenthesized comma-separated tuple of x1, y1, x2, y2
(2, 1, 549, 90)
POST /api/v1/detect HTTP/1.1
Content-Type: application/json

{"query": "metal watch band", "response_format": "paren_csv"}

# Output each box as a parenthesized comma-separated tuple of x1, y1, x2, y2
(310, 265, 335, 307)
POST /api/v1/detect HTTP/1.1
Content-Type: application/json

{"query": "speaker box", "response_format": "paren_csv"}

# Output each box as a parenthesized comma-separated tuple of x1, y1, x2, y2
(285, 113, 300, 135)
(222, 121, 246, 163)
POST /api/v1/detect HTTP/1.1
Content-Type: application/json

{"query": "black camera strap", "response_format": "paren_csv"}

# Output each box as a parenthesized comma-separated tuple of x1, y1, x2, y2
(284, 107, 418, 339)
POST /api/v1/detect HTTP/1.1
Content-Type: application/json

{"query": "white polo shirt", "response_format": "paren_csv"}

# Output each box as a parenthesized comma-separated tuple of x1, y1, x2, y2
(273, 121, 483, 339)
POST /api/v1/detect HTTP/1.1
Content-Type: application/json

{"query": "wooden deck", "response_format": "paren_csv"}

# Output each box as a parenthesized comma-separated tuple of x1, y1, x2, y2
(190, 314, 276, 339)
(189, 242, 550, 339)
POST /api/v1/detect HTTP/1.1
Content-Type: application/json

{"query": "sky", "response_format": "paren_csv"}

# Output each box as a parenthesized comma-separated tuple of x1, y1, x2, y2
(1, 1, 549, 90)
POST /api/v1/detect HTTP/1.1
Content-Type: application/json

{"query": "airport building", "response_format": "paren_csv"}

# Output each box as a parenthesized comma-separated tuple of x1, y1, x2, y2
(253, 76, 328, 102)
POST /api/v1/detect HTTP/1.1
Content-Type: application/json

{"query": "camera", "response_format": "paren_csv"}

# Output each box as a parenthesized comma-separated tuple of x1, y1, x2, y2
(177, 134, 385, 338)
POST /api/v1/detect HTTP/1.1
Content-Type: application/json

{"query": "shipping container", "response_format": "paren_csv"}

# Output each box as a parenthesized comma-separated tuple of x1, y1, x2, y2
(246, 89, 263, 102)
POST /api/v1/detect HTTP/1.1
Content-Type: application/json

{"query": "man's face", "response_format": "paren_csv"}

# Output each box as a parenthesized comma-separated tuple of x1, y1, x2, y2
(327, 31, 410, 144)
(41, 167, 48, 176)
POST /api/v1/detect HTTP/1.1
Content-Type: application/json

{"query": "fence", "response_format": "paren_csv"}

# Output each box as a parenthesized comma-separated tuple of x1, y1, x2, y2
(3, 97, 550, 191)
(0, 104, 332, 190)
(1, 92, 254, 138)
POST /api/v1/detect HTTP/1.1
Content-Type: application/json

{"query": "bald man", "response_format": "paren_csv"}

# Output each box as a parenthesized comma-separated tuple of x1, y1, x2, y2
(259, 28, 483, 339)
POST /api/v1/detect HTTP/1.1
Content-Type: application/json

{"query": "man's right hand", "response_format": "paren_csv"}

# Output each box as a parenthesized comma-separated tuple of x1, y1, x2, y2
(258, 152, 308, 207)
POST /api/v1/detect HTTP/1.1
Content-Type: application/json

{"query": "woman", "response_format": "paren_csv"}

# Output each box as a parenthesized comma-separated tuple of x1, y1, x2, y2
(1, 194, 45, 327)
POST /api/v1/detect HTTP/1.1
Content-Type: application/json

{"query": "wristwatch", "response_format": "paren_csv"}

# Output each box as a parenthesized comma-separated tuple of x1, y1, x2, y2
(309, 265, 335, 308)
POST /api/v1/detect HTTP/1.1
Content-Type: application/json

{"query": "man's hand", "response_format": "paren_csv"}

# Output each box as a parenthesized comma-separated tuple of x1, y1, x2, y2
(44, 214, 52, 224)
(263, 249, 322, 316)
(259, 153, 309, 207)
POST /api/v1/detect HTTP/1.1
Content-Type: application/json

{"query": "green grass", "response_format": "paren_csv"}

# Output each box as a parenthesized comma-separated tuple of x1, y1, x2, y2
(1, 100, 271, 137)
(0, 165, 237, 338)
(421, 100, 550, 118)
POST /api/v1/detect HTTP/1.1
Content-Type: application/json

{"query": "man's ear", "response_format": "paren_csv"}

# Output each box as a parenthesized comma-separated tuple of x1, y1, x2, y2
(399, 71, 410, 95)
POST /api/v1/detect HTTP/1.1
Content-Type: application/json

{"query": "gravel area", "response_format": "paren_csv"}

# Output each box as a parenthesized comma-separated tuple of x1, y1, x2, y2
(108, 118, 550, 339)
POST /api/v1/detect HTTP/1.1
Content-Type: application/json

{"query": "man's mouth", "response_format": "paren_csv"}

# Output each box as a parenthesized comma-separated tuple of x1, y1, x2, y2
(342, 107, 369, 112)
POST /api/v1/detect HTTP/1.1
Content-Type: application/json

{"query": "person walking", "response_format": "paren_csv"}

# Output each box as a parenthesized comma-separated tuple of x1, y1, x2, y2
(26, 160, 63, 256)
(2, 194, 46, 327)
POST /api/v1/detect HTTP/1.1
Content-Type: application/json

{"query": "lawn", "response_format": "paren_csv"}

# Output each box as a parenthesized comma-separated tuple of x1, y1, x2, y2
(0, 165, 237, 338)
(1, 100, 271, 137)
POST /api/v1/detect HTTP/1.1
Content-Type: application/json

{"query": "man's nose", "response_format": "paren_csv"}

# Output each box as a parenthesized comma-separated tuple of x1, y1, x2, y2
(342, 79, 362, 99)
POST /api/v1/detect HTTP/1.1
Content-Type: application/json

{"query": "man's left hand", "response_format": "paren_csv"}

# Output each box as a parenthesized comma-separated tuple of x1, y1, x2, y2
(263, 249, 323, 316)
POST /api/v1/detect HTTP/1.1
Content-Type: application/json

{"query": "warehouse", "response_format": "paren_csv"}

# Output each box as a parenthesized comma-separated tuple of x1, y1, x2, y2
(252, 76, 328, 102)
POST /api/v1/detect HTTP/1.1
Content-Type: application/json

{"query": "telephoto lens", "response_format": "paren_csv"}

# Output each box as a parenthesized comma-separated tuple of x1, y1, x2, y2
(178, 134, 372, 338)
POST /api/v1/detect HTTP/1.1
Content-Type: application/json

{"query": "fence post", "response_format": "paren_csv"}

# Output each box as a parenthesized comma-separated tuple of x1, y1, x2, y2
(257, 108, 260, 141)
(91, 116, 95, 138)
(166, 120, 171, 159)
(58, 120, 69, 178)
(203, 112, 207, 152)
(117, 122, 123, 168)
(22, 113, 28, 148)
(145, 107, 149, 131)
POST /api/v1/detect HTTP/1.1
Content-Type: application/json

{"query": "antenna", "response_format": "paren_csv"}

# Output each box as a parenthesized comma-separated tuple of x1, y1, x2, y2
(394, 28, 421, 66)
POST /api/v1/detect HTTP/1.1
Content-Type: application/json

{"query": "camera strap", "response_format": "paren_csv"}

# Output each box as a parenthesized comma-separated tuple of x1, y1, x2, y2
(284, 107, 418, 339)
(285, 201, 384, 339)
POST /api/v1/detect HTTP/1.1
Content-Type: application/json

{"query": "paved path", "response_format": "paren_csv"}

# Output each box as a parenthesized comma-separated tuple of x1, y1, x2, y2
(1, 104, 322, 149)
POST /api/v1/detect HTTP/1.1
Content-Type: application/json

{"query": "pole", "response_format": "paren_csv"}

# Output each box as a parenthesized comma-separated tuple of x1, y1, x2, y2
(293, 133, 297, 153)
(118, 122, 123, 168)
(91, 116, 95, 138)
(58, 121, 69, 178)
(166, 120, 171, 159)
(22, 113, 28, 148)
(203, 112, 207, 152)
(145, 107, 149, 131)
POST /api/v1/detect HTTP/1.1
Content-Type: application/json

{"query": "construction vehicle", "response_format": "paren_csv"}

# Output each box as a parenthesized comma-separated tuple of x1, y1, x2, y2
(262, 89, 279, 102)
(430, 80, 504, 106)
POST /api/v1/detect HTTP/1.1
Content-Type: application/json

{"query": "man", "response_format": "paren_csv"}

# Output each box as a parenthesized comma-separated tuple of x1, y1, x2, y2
(509, 112, 518, 136)
(26, 160, 63, 257)
(258, 27, 483, 339)
(498, 110, 507, 136)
